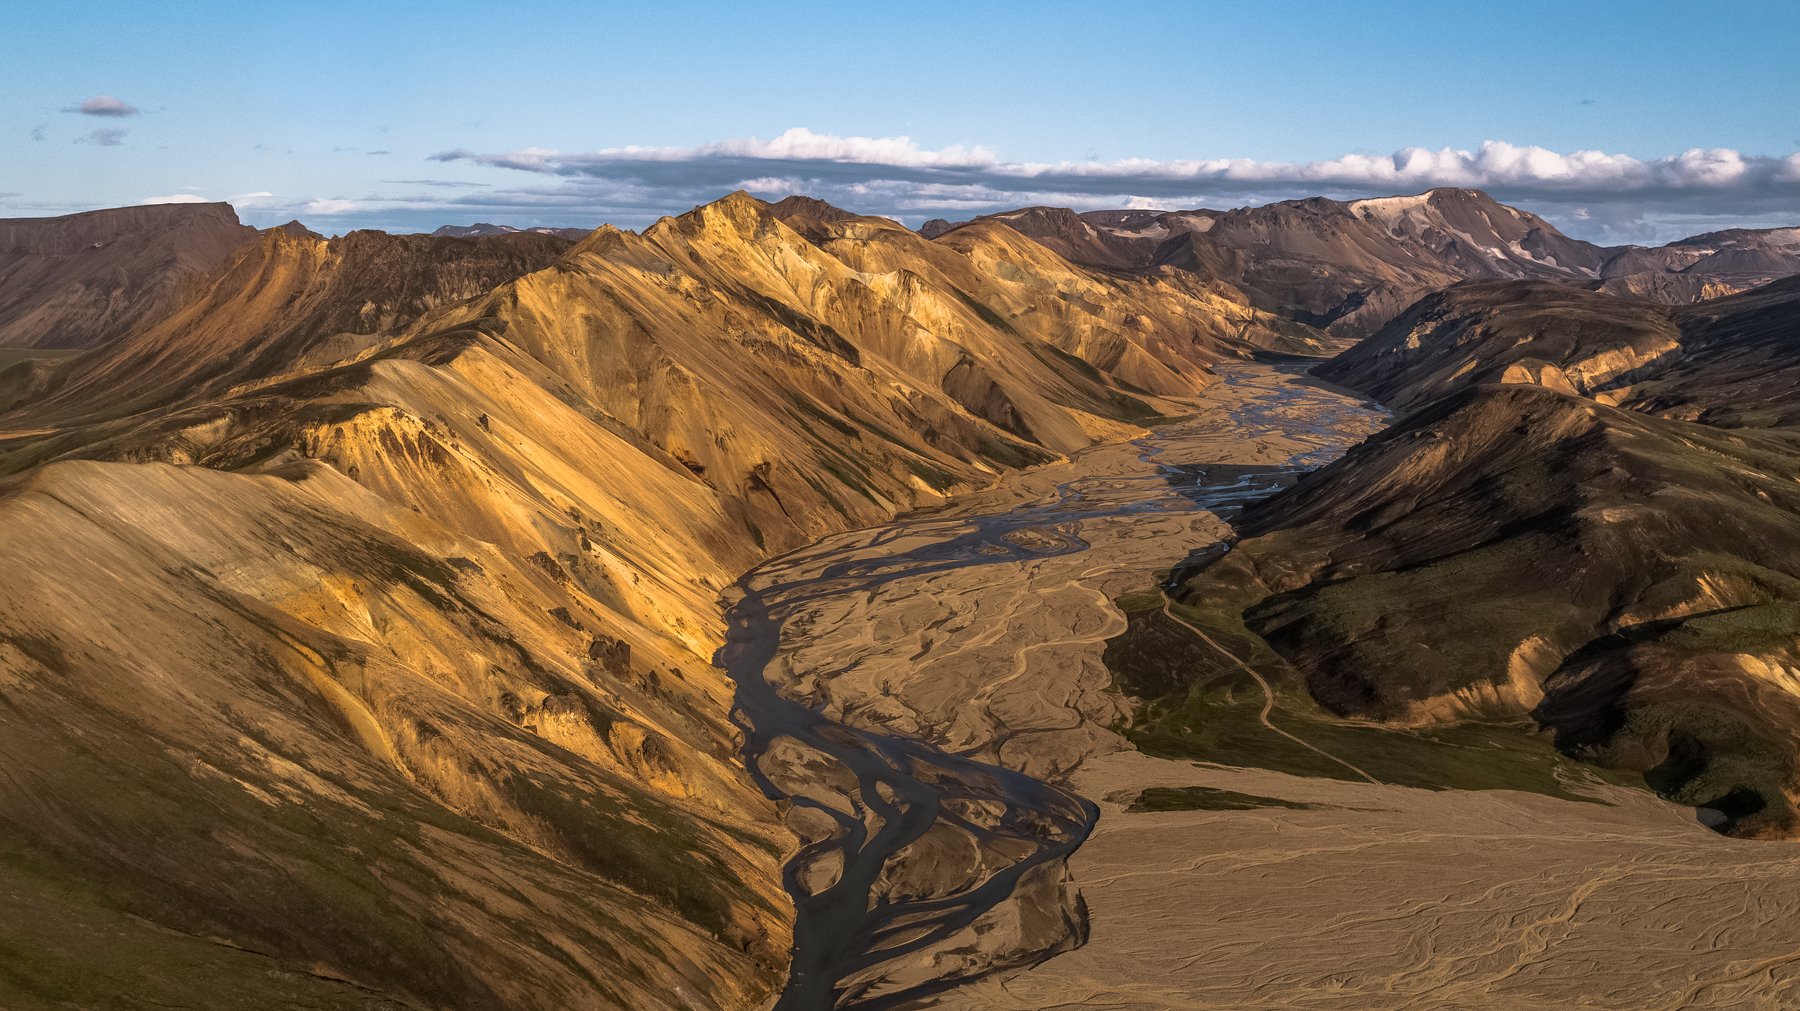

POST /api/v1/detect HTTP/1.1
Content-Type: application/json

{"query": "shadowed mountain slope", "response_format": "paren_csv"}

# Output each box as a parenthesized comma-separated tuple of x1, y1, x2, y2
(1317, 274, 1800, 418)
(0, 226, 576, 444)
(1626, 275, 1800, 427)
(1315, 280, 1681, 412)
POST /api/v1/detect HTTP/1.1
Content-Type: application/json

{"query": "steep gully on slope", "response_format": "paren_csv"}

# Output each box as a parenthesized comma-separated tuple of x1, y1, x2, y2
(717, 363, 1386, 1009)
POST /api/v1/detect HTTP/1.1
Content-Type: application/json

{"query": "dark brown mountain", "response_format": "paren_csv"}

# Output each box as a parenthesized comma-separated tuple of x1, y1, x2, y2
(766, 194, 858, 224)
(936, 189, 1800, 340)
(0, 202, 257, 350)
(1625, 275, 1800, 428)
(936, 189, 1610, 338)
(1317, 273, 1800, 420)
(1596, 227, 1800, 302)
(1184, 189, 1607, 333)
(966, 206, 1162, 270)
(429, 222, 590, 239)
(1315, 279, 1681, 412)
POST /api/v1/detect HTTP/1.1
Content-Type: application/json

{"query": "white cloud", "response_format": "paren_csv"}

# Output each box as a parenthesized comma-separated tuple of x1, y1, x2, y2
(411, 130, 1800, 242)
(431, 132, 1800, 200)
(434, 127, 998, 172)
(733, 175, 813, 193)
(141, 130, 1783, 245)
(68, 95, 139, 117)
(138, 193, 211, 204)
(703, 127, 997, 167)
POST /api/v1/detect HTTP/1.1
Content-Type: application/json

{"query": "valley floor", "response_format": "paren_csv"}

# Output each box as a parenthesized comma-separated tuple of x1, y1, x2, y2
(735, 363, 1800, 1009)
(943, 756, 1800, 1010)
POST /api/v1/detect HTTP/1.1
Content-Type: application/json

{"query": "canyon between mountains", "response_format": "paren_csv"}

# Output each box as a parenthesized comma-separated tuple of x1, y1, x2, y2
(6, 188, 1800, 1010)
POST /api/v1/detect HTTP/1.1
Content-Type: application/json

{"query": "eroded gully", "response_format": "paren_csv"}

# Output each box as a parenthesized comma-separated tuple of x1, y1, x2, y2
(716, 361, 1385, 1010)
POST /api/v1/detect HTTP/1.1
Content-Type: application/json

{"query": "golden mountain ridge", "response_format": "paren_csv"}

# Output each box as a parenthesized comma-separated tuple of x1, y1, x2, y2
(0, 191, 1295, 1008)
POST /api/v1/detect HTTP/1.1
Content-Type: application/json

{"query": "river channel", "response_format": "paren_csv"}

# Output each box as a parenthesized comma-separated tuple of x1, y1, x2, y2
(717, 361, 1386, 1009)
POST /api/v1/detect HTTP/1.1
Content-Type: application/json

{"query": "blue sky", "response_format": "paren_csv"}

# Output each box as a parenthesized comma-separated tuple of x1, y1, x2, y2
(5, 0, 1798, 242)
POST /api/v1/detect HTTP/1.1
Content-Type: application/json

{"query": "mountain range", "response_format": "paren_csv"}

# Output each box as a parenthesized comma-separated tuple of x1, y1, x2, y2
(429, 222, 593, 240)
(0, 189, 1313, 1008)
(929, 188, 1800, 338)
(5, 184, 1800, 1006)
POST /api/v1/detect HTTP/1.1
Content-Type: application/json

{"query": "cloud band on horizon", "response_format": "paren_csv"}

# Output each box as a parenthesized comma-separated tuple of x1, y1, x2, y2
(118, 130, 1800, 244)
(417, 128, 1800, 243)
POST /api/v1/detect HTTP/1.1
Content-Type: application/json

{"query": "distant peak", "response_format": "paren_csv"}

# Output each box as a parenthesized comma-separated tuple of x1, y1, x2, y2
(430, 222, 520, 238)
(0, 200, 255, 261)
(565, 223, 633, 259)
(711, 190, 767, 212)
(268, 219, 323, 240)
(768, 194, 858, 223)
(983, 205, 1082, 224)
(1347, 192, 1435, 219)
(1350, 187, 1529, 223)
(650, 190, 778, 243)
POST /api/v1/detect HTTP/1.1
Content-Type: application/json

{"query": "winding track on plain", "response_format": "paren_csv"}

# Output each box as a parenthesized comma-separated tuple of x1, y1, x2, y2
(1158, 600, 1380, 786)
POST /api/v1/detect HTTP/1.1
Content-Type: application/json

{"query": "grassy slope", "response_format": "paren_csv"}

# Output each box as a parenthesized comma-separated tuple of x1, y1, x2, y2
(1104, 591, 1637, 804)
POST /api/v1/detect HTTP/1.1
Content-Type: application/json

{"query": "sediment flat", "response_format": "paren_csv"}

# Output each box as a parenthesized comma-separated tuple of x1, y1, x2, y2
(942, 753, 1800, 1010)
